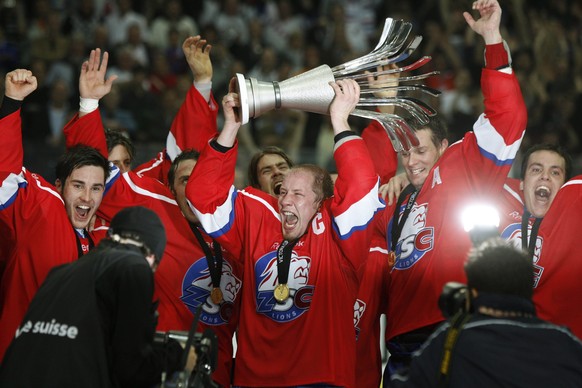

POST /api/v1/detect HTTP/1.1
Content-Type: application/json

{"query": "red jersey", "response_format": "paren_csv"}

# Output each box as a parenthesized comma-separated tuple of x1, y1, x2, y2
(362, 118, 398, 185)
(376, 68, 527, 340)
(0, 110, 115, 361)
(497, 176, 582, 338)
(529, 177, 582, 338)
(187, 135, 384, 387)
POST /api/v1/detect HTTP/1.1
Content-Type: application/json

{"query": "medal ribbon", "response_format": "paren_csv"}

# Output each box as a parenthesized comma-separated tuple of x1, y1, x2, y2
(190, 224, 223, 289)
(74, 229, 94, 258)
(276, 239, 299, 286)
(521, 210, 542, 259)
(390, 184, 419, 252)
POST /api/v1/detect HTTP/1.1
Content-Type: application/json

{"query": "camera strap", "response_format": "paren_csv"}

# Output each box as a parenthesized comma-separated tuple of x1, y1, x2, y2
(521, 210, 542, 259)
(438, 311, 471, 387)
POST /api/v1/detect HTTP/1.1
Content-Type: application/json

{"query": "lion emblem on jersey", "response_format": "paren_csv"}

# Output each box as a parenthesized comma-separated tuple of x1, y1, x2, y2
(393, 202, 435, 270)
(181, 257, 242, 325)
(255, 250, 314, 322)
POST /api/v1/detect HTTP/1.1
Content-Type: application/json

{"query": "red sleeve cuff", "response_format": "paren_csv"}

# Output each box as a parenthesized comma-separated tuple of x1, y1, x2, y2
(485, 42, 510, 70)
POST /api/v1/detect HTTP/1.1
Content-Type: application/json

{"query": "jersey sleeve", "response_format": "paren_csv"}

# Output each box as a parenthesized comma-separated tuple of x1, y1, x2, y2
(458, 68, 527, 194)
(62, 110, 109, 157)
(0, 111, 27, 214)
(185, 140, 246, 259)
(0, 110, 26, 248)
(96, 170, 178, 222)
(330, 135, 385, 268)
(362, 119, 398, 185)
(134, 85, 219, 184)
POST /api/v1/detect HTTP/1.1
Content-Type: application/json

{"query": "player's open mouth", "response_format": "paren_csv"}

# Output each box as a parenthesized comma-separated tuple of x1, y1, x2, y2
(282, 211, 298, 228)
(76, 205, 90, 219)
(534, 186, 550, 201)
(273, 181, 283, 195)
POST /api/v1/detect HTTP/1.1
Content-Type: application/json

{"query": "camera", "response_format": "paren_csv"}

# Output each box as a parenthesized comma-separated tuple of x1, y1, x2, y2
(155, 329, 219, 388)
(438, 282, 471, 319)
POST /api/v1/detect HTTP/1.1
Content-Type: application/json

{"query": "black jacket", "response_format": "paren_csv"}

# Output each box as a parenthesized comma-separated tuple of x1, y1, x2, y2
(0, 240, 182, 388)
(388, 294, 582, 388)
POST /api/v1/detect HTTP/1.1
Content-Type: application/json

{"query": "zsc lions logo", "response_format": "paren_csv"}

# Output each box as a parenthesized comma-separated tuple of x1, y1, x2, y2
(500, 222, 545, 287)
(255, 250, 314, 322)
(393, 202, 435, 270)
(181, 257, 241, 325)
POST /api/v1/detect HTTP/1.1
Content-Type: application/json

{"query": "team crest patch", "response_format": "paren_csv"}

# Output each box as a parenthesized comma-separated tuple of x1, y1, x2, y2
(181, 257, 241, 325)
(255, 250, 314, 322)
(393, 202, 435, 269)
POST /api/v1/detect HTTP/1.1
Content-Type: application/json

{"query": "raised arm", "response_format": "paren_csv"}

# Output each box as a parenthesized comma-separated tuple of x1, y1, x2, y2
(463, 0, 503, 45)
(328, 79, 385, 268)
(4, 69, 38, 101)
(63, 48, 117, 156)
(361, 64, 399, 185)
(0, 69, 38, 174)
(135, 35, 220, 182)
(460, 0, 527, 193)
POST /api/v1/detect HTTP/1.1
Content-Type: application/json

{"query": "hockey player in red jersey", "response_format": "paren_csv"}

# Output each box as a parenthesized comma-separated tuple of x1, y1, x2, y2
(0, 69, 114, 362)
(371, 0, 528, 378)
(530, 175, 582, 339)
(495, 144, 581, 338)
(187, 78, 384, 387)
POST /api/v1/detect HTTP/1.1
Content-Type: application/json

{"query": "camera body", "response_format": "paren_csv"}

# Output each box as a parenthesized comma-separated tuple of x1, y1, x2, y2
(438, 282, 471, 319)
(155, 330, 218, 388)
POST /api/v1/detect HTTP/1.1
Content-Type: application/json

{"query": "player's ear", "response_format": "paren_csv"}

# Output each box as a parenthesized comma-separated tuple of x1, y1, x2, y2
(55, 179, 63, 193)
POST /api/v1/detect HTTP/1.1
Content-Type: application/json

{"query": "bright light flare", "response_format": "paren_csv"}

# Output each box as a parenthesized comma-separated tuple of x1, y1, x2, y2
(461, 204, 500, 233)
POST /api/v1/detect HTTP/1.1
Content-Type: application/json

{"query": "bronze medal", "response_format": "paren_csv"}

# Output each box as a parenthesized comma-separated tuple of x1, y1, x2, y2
(210, 287, 223, 304)
(273, 283, 290, 303)
(388, 251, 396, 268)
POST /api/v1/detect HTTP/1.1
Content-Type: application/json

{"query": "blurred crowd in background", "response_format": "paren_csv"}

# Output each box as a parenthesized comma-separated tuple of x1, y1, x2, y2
(1, 0, 581, 182)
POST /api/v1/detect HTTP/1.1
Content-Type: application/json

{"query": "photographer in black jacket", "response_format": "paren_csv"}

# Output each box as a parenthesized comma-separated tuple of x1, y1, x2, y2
(389, 238, 582, 387)
(0, 206, 196, 387)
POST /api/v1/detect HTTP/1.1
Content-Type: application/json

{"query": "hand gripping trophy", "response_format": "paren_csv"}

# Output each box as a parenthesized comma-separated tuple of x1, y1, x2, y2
(233, 18, 440, 152)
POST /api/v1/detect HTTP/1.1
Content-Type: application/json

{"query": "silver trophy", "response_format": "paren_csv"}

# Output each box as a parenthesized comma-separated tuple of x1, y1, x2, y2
(234, 18, 440, 152)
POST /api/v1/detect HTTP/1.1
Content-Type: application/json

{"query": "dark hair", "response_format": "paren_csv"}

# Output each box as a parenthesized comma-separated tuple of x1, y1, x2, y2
(520, 143, 572, 181)
(105, 128, 136, 163)
(290, 164, 334, 204)
(55, 144, 110, 184)
(465, 238, 533, 299)
(167, 149, 200, 190)
(247, 146, 294, 189)
(413, 115, 449, 148)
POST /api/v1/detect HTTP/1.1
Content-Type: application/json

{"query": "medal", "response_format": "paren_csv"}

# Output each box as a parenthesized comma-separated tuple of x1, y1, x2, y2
(388, 251, 396, 268)
(274, 283, 290, 303)
(190, 224, 225, 306)
(210, 287, 223, 304)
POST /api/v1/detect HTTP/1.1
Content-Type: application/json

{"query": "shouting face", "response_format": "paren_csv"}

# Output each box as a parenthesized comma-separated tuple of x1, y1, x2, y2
(520, 150, 567, 218)
(257, 153, 290, 196)
(278, 169, 319, 241)
(56, 165, 106, 230)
